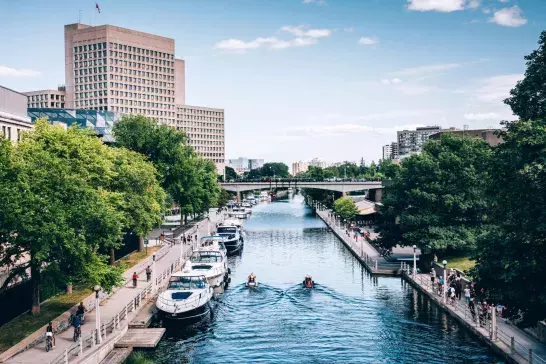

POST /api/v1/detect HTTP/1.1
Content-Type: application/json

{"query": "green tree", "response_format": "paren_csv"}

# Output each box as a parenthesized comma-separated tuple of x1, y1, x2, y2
(225, 166, 238, 181)
(0, 121, 125, 313)
(217, 188, 231, 207)
(504, 31, 546, 121)
(472, 119, 546, 326)
(261, 162, 290, 178)
(377, 133, 491, 253)
(333, 197, 359, 221)
(377, 160, 400, 179)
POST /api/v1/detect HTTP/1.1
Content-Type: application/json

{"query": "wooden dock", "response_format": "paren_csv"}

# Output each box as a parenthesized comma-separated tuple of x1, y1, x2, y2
(99, 348, 133, 364)
(115, 328, 166, 348)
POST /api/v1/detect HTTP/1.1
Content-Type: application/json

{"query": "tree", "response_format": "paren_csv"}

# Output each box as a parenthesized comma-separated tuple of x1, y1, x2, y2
(504, 31, 546, 121)
(333, 197, 359, 221)
(225, 166, 238, 181)
(376, 133, 491, 253)
(217, 189, 231, 208)
(472, 119, 546, 326)
(260, 162, 290, 178)
(377, 160, 400, 179)
(0, 121, 125, 313)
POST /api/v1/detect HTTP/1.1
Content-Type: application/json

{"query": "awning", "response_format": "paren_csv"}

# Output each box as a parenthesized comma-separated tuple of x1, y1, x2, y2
(354, 199, 377, 216)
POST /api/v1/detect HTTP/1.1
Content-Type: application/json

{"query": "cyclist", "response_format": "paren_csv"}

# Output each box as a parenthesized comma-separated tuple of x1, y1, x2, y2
(46, 322, 55, 349)
(73, 313, 82, 341)
(76, 302, 86, 324)
(132, 272, 138, 288)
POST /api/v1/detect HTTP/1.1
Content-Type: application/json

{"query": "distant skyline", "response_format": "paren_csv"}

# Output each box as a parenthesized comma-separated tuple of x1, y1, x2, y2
(1, 0, 544, 165)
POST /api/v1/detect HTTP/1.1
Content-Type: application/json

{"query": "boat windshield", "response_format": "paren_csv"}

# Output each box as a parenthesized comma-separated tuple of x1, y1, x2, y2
(190, 252, 222, 263)
(168, 276, 206, 290)
(217, 226, 237, 234)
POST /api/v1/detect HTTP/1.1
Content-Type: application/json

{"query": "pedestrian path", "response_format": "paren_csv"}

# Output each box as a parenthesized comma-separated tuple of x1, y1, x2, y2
(6, 211, 224, 364)
(404, 270, 546, 364)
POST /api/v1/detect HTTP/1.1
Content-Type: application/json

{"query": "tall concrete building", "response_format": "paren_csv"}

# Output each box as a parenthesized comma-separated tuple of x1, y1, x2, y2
(391, 142, 399, 160)
(0, 85, 33, 142)
(309, 157, 328, 169)
(429, 128, 503, 147)
(228, 157, 264, 175)
(292, 161, 309, 176)
(382, 145, 392, 161)
(24, 87, 66, 108)
(397, 126, 441, 157)
(64, 23, 185, 125)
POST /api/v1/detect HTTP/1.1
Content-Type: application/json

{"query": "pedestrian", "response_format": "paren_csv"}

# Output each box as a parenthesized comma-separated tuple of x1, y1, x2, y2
(194, 234, 197, 241)
(469, 298, 476, 322)
(430, 268, 436, 290)
(132, 272, 138, 288)
(464, 286, 471, 304)
(145, 266, 152, 282)
(496, 304, 505, 318)
(437, 277, 444, 296)
(450, 287, 456, 305)
(433, 254, 438, 264)
(455, 276, 462, 300)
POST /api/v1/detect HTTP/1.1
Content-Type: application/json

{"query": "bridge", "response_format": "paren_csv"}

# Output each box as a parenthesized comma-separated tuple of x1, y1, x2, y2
(220, 181, 385, 202)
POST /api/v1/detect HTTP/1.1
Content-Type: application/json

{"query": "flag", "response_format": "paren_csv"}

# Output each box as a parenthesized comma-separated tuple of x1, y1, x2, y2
(95, 3, 100, 13)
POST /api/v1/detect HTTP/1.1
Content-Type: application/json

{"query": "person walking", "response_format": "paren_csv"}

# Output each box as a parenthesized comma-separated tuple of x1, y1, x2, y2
(464, 286, 471, 304)
(132, 272, 138, 288)
(430, 268, 436, 291)
(455, 275, 462, 300)
(145, 266, 152, 282)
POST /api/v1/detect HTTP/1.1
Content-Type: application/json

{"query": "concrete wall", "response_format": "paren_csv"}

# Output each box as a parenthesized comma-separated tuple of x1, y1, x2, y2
(174, 59, 185, 105)
(0, 86, 28, 116)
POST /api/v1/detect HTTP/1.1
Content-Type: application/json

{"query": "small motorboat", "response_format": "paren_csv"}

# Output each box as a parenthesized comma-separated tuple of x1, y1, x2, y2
(302, 275, 315, 288)
(246, 273, 258, 288)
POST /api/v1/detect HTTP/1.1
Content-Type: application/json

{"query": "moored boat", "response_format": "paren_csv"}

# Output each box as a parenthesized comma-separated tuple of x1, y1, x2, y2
(216, 224, 243, 252)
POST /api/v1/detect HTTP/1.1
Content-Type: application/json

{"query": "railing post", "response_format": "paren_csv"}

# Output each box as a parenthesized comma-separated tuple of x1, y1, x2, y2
(374, 260, 378, 272)
(92, 330, 96, 348)
(64, 348, 68, 364)
(529, 349, 533, 364)
(79, 333, 83, 355)
(490, 306, 497, 341)
(511, 337, 515, 355)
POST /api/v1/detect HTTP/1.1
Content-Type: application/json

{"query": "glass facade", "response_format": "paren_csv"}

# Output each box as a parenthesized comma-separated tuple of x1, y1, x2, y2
(27, 108, 122, 143)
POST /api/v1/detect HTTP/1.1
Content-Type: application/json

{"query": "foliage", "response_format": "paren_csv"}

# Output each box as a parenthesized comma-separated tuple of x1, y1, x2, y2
(225, 166, 238, 181)
(333, 197, 359, 221)
(217, 188, 231, 208)
(504, 31, 546, 121)
(125, 352, 155, 364)
(376, 133, 491, 253)
(471, 119, 546, 326)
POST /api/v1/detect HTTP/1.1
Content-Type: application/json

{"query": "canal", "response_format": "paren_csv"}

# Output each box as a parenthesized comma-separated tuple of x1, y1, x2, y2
(148, 195, 503, 363)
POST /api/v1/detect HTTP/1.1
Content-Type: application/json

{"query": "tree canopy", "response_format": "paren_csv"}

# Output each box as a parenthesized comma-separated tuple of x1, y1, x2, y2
(376, 133, 491, 253)
(225, 166, 238, 181)
(245, 162, 290, 179)
(333, 197, 359, 221)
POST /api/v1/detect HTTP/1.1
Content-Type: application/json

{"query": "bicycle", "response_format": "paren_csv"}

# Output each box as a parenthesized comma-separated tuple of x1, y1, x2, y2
(45, 334, 53, 352)
(73, 325, 81, 342)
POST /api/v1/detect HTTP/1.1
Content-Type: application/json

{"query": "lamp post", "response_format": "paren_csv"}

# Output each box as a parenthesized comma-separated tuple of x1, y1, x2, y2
(94, 285, 101, 344)
(442, 260, 448, 304)
(152, 254, 157, 292)
(413, 245, 417, 278)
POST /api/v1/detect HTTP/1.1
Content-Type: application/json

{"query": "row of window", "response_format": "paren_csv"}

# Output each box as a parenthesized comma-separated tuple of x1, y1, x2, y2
(74, 50, 108, 60)
(109, 90, 173, 103)
(177, 108, 223, 116)
(108, 51, 173, 68)
(109, 99, 173, 110)
(178, 117, 224, 124)
(109, 74, 173, 89)
(28, 94, 65, 101)
(109, 82, 173, 95)
(109, 58, 174, 75)
(108, 42, 174, 60)
(28, 102, 65, 108)
(74, 66, 106, 76)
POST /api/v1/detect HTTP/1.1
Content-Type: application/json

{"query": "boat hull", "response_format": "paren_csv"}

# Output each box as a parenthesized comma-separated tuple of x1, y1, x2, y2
(160, 302, 210, 321)
(223, 238, 243, 252)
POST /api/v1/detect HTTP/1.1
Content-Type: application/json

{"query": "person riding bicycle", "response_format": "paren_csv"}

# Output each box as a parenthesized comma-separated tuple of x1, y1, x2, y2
(46, 321, 55, 348)
(132, 272, 138, 288)
(76, 301, 86, 323)
(72, 313, 82, 339)
(146, 266, 152, 282)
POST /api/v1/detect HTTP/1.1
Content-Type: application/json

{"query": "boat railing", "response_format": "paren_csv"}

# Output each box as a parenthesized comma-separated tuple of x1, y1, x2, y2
(157, 289, 210, 309)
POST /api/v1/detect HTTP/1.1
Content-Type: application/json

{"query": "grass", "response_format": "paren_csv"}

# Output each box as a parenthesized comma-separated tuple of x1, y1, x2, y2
(439, 254, 476, 273)
(0, 246, 163, 353)
(124, 351, 155, 364)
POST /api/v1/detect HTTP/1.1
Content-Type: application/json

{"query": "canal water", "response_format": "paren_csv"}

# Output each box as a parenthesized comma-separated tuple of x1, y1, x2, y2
(149, 195, 503, 364)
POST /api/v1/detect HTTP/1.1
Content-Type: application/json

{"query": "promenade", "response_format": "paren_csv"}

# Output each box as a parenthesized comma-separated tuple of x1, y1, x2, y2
(5, 210, 224, 364)
(403, 269, 546, 364)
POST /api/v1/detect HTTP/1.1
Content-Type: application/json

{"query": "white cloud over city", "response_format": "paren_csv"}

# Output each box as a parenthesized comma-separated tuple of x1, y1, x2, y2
(407, 0, 474, 12)
(358, 37, 379, 45)
(488, 6, 527, 27)
(0, 65, 40, 77)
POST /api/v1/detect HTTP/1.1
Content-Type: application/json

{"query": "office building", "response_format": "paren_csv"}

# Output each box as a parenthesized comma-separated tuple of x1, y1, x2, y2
(397, 126, 441, 157)
(382, 145, 392, 161)
(391, 142, 399, 160)
(292, 161, 309, 176)
(174, 105, 225, 173)
(429, 128, 503, 147)
(64, 23, 185, 125)
(309, 157, 328, 169)
(228, 157, 265, 175)
(0, 86, 33, 142)
(24, 86, 66, 108)
(27, 108, 121, 143)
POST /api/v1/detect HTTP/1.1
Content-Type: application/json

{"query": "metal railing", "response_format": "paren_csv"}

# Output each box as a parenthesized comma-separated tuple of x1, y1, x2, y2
(402, 268, 546, 364)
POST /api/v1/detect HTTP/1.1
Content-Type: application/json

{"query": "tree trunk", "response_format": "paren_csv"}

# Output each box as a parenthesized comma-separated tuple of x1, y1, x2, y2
(30, 263, 40, 315)
(66, 284, 73, 295)
(138, 235, 144, 252)
(184, 214, 187, 225)
(109, 247, 115, 265)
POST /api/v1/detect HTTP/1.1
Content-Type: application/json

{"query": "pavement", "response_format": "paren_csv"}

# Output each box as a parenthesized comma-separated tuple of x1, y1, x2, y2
(6, 210, 224, 364)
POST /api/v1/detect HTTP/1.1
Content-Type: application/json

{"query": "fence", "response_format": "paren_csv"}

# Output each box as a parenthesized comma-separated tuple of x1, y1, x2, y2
(401, 265, 546, 364)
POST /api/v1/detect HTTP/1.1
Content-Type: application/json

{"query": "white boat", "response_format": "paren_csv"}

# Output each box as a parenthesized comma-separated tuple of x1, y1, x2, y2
(222, 218, 246, 241)
(216, 224, 243, 252)
(188, 237, 230, 288)
(156, 268, 213, 320)
(241, 202, 252, 208)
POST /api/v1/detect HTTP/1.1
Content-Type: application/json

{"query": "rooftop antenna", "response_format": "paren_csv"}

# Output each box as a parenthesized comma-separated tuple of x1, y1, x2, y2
(78, 9, 82, 24)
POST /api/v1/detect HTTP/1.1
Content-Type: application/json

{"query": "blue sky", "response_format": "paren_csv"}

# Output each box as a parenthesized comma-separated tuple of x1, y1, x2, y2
(1, 0, 544, 164)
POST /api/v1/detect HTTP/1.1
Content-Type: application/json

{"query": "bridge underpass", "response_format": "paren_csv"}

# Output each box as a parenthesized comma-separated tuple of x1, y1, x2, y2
(220, 181, 385, 203)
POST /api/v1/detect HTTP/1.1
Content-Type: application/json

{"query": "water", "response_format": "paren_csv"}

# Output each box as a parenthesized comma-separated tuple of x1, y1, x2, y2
(149, 195, 503, 364)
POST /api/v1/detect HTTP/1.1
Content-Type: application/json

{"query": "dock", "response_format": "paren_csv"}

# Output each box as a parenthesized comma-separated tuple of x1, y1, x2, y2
(99, 348, 133, 364)
(115, 328, 166, 348)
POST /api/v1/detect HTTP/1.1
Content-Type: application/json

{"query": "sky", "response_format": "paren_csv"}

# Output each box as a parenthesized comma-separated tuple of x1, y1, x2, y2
(1, 0, 545, 165)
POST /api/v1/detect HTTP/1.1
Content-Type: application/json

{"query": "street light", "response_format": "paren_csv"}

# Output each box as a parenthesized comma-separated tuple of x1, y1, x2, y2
(412, 245, 417, 278)
(442, 260, 448, 304)
(94, 285, 102, 344)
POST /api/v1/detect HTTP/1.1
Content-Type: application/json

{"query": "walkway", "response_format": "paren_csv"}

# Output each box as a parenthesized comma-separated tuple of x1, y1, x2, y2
(403, 269, 546, 364)
(6, 210, 225, 364)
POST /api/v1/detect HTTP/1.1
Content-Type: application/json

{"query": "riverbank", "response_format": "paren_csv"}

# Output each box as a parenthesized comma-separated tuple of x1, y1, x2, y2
(1, 210, 225, 364)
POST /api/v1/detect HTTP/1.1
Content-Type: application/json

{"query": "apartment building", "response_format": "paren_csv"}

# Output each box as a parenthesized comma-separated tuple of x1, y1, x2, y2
(292, 161, 309, 176)
(228, 157, 265, 174)
(0, 86, 33, 142)
(382, 145, 392, 161)
(64, 23, 185, 125)
(24, 87, 66, 108)
(397, 126, 441, 157)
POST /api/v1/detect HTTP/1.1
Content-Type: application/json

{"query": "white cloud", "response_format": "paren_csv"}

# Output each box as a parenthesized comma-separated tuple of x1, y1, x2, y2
(468, 0, 480, 9)
(280, 25, 332, 38)
(303, 0, 327, 5)
(482, 7, 491, 14)
(0, 65, 41, 77)
(215, 25, 333, 53)
(489, 6, 527, 27)
(343, 27, 354, 33)
(381, 78, 403, 84)
(464, 112, 500, 120)
(472, 74, 522, 102)
(498, 0, 509, 3)
(358, 37, 379, 45)
(407, 0, 466, 12)
(390, 63, 461, 77)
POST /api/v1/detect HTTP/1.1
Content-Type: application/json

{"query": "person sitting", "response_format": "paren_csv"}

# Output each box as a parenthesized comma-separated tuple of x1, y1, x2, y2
(303, 275, 314, 288)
